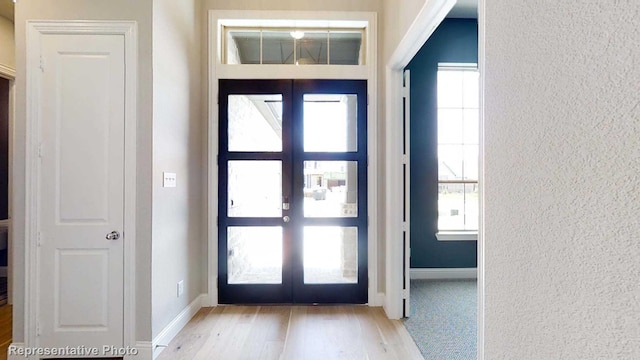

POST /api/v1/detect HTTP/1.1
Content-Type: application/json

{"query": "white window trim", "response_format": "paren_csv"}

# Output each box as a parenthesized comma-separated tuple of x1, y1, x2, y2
(207, 10, 379, 307)
(436, 230, 478, 241)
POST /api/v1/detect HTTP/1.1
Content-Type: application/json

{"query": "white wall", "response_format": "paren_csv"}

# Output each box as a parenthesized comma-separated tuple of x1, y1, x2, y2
(0, 16, 14, 70)
(151, 0, 203, 338)
(14, 0, 154, 342)
(381, 0, 424, 63)
(483, 1, 640, 358)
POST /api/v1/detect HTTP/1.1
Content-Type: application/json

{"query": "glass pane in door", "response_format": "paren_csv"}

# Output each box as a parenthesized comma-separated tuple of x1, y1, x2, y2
(303, 226, 358, 284)
(303, 161, 357, 217)
(228, 160, 282, 217)
(228, 94, 283, 152)
(303, 94, 357, 152)
(228, 226, 283, 284)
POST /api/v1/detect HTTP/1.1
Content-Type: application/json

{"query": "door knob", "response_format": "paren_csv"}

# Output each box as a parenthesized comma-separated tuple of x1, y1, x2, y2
(106, 231, 120, 240)
(283, 216, 290, 223)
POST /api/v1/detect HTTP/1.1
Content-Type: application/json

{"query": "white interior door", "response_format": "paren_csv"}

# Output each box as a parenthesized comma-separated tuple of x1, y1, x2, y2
(38, 33, 125, 349)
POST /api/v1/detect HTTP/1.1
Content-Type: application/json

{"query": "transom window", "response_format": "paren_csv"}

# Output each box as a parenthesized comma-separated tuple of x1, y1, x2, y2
(436, 64, 479, 236)
(224, 27, 365, 65)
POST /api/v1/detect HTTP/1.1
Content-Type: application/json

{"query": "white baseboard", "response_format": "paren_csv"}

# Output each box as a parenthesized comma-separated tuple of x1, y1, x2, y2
(410, 268, 477, 280)
(127, 341, 153, 360)
(375, 292, 385, 307)
(152, 294, 205, 359)
(368, 292, 385, 307)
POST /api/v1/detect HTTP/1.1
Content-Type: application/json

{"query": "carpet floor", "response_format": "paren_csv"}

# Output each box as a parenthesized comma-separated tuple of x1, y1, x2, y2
(403, 279, 477, 360)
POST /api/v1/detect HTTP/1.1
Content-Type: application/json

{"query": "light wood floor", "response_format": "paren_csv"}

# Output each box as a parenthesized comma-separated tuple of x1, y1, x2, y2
(157, 306, 423, 360)
(0, 305, 11, 360)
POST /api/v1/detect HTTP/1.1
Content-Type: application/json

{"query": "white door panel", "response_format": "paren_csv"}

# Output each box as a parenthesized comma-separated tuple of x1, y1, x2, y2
(39, 33, 125, 348)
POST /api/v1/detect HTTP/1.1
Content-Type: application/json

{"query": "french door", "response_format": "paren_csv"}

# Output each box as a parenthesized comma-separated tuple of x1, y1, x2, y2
(218, 79, 367, 304)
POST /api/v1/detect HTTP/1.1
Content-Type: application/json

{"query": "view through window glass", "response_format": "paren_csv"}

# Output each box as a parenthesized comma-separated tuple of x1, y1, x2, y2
(437, 65, 479, 232)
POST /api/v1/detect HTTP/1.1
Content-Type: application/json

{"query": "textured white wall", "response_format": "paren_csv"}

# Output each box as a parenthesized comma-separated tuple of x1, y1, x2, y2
(14, 0, 154, 342)
(151, 0, 203, 338)
(484, 0, 640, 358)
(0, 16, 14, 70)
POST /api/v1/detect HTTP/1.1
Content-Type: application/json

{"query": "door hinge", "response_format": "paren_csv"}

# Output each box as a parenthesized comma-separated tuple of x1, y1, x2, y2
(402, 86, 409, 98)
(37, 232, 42, 247)
(402, 222, 408, 232)
(40, 55, 45, 72)
(402, 154, 408, 164)
(402, 289, 409, 299)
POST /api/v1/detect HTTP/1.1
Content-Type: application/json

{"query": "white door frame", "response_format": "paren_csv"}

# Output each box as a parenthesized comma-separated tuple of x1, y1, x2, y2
(384, 0, 485, 357)
(0, 64, 15, 305)
(207, 10, 380, 307)
(24, 20, 138, 353)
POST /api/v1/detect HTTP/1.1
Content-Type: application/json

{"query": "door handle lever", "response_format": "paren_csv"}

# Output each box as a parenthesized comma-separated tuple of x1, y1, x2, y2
(106, 231, 120, 241)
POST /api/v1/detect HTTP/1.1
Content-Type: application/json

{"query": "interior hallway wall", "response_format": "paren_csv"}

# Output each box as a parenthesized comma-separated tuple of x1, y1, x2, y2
(151, 0, 203, 339)
(0, 16, 14, 70)
(483, 0, 640, 358)
(14, 0, 154, 342)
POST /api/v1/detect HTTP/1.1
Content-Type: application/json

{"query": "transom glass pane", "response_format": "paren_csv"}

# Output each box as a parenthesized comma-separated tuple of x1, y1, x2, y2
(224, 28, 364, 65)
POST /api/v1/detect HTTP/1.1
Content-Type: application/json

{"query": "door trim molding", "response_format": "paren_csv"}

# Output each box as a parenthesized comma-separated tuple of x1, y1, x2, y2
(385, 0, 485, 358)
(207, 10, 379, 307)
(385, 0, 456, 320)
(0, 64, 16, 79)
(25, 20, 138, 349)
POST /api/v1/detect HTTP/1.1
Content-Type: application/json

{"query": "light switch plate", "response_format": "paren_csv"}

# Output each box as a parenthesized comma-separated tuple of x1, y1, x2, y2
(163, 172, 177, 188)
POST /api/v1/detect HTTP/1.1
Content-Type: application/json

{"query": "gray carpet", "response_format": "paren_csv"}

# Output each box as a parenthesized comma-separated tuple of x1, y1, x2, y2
(403, 279, 477, 360)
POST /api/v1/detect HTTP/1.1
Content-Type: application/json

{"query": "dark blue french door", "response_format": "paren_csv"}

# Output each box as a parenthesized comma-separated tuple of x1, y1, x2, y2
(218, 79, 367, 304)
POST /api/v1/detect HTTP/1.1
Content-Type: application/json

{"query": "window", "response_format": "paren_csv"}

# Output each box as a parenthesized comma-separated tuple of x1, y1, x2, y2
(224, 27, 364, 65)
(436, 64, 479, 240)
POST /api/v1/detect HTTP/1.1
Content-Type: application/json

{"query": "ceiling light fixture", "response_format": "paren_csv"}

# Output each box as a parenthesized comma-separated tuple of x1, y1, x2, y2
(290, 31, 305, 40)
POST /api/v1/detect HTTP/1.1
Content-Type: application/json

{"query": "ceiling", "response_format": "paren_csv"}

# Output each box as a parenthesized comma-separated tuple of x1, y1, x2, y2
(0, 0, 13, 21)
(448, 0, 478, 19)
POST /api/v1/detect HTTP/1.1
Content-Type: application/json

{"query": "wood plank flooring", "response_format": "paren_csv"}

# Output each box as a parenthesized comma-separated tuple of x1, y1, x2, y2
(157, 306, 423, 360)
(0, 305, 12, 360)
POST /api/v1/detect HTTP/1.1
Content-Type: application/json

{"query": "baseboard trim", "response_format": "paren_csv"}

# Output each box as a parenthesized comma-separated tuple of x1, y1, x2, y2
(368, 292, 385, 307)
(128, 341, 153, 360)
(152, 294, 205, 359)
(410, 268, 477, 280)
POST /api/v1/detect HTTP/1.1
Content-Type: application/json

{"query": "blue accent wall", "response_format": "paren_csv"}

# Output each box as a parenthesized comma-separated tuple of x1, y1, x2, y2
(407, 19, 478, 268)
